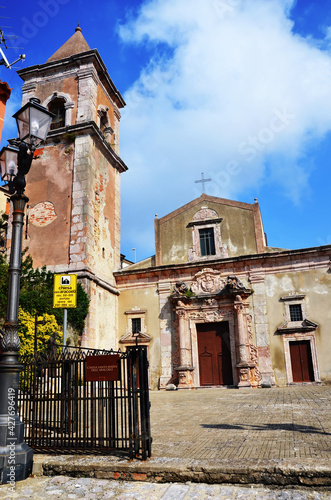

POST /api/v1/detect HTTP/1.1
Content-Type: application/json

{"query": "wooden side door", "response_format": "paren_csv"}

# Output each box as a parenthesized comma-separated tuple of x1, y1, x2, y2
(197, 322, 233, 386)
(290, 340, 314, 382)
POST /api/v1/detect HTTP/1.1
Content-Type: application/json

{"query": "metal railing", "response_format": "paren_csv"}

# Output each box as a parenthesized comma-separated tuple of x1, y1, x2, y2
(18, 345, 151, 459)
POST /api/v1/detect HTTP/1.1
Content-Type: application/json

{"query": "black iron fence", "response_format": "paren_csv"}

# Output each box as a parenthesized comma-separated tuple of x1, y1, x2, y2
(18, 345, 151, 460)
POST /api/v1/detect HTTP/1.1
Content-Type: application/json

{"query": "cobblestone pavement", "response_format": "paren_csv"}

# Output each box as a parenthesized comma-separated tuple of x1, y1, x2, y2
(2, 386, 331, 496)
(1, 475, 331, 499)
(150, 386, 331, 461)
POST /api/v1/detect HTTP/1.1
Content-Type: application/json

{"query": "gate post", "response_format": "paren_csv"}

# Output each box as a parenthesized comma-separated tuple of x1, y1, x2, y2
(127, 347, 139, 459)
(127, 345, 151, 459)
(138, 346, 151, 460)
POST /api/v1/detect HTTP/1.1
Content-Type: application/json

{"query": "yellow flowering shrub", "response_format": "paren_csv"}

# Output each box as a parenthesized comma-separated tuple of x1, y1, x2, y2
(18, 307, 63, 358)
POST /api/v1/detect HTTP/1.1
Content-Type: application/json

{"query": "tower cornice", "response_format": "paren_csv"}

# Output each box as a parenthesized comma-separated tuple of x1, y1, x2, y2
(45, 121, 128, 173)
(17, 49, 125, 109)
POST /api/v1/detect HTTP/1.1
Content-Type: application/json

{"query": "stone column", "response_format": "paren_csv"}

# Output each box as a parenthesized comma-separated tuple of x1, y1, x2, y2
(158, 282, 173, 389)
(234, 295, 251, 388)
(175, 308, 194, 388)
(249, 274, 276, 387)
(177, 310, 187, 367)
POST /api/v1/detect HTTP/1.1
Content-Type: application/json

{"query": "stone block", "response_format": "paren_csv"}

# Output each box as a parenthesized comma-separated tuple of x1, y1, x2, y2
(70, 254, 84, 263)
(73, 197, 84, 207)
(161, 333, 172, 346)
(72, 181, 82, 192)
(254, 305, 267, 317)
(72, 191, 84, 201)
(72, 205, 83, 216)
(255, 332, 270, 348)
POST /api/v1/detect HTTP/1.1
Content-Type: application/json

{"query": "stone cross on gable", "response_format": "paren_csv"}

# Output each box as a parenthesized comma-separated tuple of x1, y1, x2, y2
(195, 172, 211, 194)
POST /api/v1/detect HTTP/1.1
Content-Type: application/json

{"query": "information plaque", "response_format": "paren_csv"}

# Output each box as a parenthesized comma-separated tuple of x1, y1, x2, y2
(86, 354, 120, 382)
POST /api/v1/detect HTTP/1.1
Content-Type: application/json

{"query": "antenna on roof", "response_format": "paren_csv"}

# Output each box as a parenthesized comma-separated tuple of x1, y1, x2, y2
(0, 29, 25, 68)
(0, 8, 26, 69)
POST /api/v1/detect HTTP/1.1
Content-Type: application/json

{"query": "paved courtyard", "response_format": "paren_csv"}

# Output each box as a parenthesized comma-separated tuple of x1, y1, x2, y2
(2, 385, 331, 498)
(150, 385, 331, 462)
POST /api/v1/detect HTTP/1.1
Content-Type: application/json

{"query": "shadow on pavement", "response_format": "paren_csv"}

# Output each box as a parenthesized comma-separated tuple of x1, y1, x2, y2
(201, 423, 331, 434)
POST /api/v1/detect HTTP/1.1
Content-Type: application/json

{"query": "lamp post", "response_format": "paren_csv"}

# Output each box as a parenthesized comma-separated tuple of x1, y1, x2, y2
(0, 97, 53, 484)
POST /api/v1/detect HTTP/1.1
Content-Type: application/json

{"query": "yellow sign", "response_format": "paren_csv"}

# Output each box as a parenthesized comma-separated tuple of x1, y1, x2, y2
(53, 274, 77, 308)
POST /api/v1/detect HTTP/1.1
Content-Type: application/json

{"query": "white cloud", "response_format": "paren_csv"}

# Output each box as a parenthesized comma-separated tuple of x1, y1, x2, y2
(118, 0, 331, 257)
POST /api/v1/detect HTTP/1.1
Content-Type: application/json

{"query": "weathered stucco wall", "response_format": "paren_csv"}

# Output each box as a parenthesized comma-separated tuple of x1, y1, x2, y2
(23, 142, 74, 268)
(157, 197, 260, 266)
(264, 268, 331, 385)
(118, 285, 161, 390)
(81, 278, 118, 349)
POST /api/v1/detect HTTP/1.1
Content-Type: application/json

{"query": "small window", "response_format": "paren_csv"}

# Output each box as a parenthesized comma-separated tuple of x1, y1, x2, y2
(132, 318, 141, 334)
(48, 98, 65, 130)
(100, 111, 108, 133)
(199, 228, 216, 256)
(289, 304, 303, 322)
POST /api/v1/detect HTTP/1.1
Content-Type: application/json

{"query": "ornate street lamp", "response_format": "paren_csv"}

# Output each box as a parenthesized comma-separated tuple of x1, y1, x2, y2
(0, 98, 53, 484)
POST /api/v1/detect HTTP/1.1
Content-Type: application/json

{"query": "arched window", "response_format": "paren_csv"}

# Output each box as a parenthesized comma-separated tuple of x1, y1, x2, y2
(48, 97, 66, 130)
(100, 111, 108, 134)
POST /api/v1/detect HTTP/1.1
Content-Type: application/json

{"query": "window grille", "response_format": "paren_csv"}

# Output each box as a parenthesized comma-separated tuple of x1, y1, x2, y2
(289, 304, 303, 322)
(199, 228, 216, 256)
(132, 318, 141, 334)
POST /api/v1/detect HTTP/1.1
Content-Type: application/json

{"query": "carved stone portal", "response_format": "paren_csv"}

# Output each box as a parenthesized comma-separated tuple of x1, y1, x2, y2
(171, 272, 261, 389)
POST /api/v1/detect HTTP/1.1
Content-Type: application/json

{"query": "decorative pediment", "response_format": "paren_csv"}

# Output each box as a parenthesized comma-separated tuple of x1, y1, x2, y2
(277, 317, 318, 334)
(119, 332, 152, 345)
(280, 293, 306, 302)
(303, 319, 318, 328)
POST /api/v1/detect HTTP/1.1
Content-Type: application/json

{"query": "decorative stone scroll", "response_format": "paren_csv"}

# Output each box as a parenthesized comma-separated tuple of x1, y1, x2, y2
(187, 269, 249, 297)
(172, 282, 189, 296)
(192, 207, 218, 221)
(190, 268, 225, 295)
(225, 276, 246, 291)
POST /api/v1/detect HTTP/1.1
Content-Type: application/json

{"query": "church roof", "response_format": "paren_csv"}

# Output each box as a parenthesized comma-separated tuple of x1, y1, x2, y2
(46, 26, 90, 62)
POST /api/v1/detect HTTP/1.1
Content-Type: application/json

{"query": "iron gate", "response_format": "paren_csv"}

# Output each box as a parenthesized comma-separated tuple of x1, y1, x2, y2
(18, 345, 151, 460)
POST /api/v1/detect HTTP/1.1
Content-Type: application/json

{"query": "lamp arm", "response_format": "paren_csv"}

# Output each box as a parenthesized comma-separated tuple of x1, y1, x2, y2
(17, 142, 34, 175)
(11, 143, 34, 195)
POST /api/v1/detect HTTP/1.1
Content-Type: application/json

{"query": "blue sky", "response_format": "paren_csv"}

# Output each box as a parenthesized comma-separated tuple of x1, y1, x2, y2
(1, 0, 331, 263)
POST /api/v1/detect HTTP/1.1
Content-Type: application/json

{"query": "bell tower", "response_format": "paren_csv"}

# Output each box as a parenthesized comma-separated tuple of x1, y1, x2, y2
(16, 27, 128, 348)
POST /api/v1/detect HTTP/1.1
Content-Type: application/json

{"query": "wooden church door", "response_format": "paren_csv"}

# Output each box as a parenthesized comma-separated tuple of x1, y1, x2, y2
(197, 322, 233, 386)
(289, 340, 314, 382)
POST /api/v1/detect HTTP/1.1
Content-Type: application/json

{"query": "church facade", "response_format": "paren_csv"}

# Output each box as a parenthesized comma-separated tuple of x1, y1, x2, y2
(115, 195, 331, 390)
(10, 29, 331, 390)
